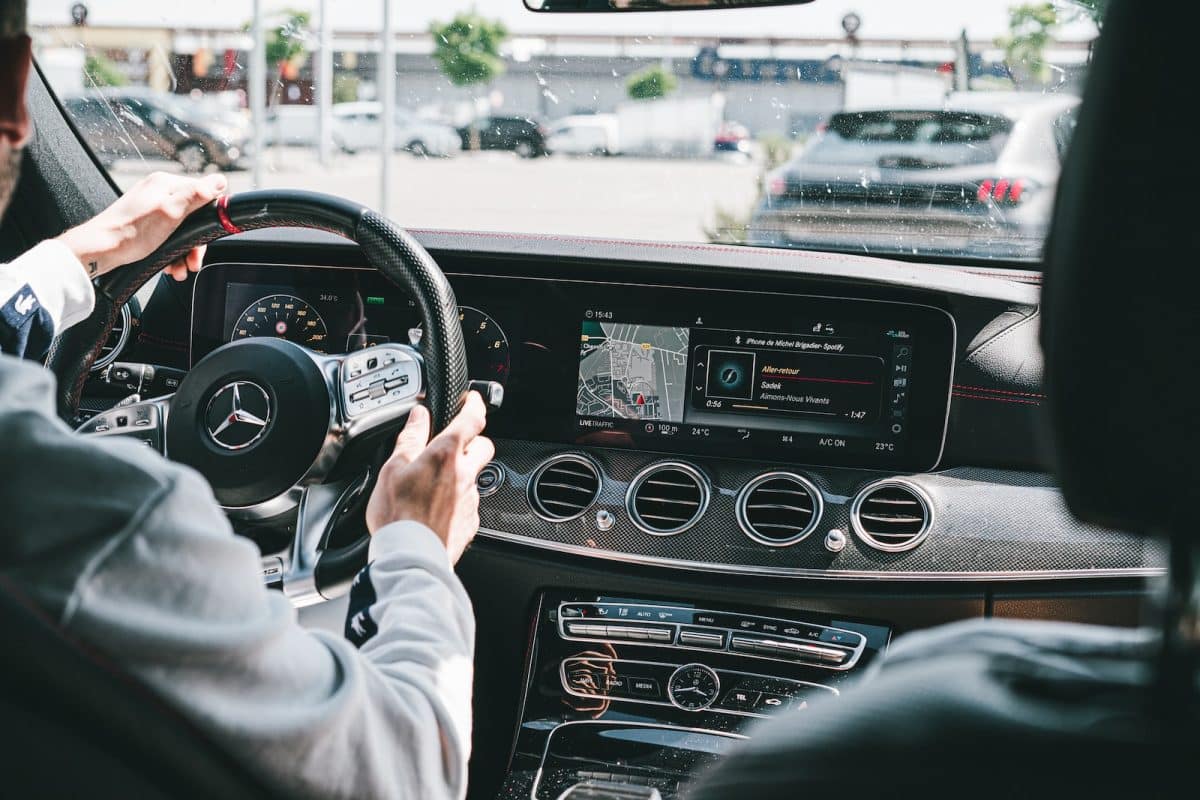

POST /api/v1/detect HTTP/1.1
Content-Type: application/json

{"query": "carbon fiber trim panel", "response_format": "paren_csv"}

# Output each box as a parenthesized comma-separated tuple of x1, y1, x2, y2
(479, 439, 1164, 580)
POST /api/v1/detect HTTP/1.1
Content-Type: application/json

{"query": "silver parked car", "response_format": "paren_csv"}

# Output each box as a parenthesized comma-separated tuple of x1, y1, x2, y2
(333, 103, 462, 157)
(748, 92, 1079, 259)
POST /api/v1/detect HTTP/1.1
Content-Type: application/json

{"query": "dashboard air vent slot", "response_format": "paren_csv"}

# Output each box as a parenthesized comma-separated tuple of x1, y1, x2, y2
(529, 455, 602, 522)
(627, 462, 709, 536)
(851, 481, 932, 553)
(737, 472, 822, 546)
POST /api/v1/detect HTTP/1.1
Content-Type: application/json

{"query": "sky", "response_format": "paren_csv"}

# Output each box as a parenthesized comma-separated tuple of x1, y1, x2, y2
(28, 0, 1098, 41)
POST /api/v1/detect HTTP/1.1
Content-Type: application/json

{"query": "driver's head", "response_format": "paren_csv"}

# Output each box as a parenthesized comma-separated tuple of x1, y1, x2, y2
(0, 0, 31, 216)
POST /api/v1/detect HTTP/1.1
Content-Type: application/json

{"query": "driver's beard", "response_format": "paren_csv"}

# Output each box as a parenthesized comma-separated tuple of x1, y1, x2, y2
(0, 146, 22, 218)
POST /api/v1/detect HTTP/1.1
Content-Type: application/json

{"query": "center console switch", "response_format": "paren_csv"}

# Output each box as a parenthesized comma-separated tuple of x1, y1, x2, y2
(558, 601, 868, 670)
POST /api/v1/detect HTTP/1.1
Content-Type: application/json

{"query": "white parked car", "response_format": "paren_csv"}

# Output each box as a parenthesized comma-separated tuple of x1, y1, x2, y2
(333, 103, 462, 157)
(263, 103, 462, 157)
(546, 113, 619, 156)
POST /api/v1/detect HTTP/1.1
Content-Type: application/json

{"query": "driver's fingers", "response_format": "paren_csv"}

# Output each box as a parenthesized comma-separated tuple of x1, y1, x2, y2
(164, 173, 227, 218)
(433, 392, 487, 450)
(390, 403, 432, 465)
(460, 435, 496, 481)
(164, 246, 206, 282)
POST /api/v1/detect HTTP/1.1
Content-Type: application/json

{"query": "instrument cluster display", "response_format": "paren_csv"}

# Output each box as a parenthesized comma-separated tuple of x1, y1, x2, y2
(216, 282, 511, 387)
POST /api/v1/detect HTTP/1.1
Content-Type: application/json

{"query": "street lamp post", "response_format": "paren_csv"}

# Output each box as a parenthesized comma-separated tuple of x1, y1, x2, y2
(250, 0, 266, 189)
(317, 0, 334, 166)
(379, 0, 395, 216)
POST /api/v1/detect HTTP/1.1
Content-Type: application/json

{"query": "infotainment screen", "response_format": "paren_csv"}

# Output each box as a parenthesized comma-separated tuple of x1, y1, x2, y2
(569, 300, 952, 470)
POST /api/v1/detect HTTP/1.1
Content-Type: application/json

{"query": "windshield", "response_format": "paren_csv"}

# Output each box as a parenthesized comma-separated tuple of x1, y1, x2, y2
(32, 0, 1098, 264)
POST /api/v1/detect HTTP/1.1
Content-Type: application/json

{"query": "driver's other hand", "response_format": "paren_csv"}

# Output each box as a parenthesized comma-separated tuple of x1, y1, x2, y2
(55, 171, 227, 282)
(365, 392, 494, 564)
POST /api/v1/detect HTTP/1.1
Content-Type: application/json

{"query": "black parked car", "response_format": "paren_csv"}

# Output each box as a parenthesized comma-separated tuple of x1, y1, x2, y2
(63, 89, 250, 172)
(457, 115, 548, 158)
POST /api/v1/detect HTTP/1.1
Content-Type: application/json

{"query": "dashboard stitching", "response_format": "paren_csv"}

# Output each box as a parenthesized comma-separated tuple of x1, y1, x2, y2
(952, 392, 1041, 406)
(964, 307, 1041, 364)
(952, 384, 1045, 398)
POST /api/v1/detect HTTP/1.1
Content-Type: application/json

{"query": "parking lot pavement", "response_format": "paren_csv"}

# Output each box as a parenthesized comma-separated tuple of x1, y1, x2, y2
(109, 149, 761, 244)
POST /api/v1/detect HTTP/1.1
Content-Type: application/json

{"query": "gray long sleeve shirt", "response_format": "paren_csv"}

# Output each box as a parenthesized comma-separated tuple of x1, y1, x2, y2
(0, 247, 475, 799)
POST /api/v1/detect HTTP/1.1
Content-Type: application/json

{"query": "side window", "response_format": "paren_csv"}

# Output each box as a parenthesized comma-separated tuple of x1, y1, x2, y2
(1053, 107, 1078, 161)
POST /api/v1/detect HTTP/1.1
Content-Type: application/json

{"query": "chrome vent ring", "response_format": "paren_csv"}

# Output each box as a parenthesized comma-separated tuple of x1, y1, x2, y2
(850, 479, 933, 553)
(736, 471, 823, 547)
(626, 461, 710, 536)
(529, 454, 602, 523)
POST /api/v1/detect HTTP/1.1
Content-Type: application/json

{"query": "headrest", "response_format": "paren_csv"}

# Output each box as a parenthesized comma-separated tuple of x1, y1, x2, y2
(1041, 0, 1200, 534)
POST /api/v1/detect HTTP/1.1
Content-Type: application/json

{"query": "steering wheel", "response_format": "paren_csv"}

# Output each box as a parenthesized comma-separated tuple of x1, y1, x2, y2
(46, 190, 469, 605)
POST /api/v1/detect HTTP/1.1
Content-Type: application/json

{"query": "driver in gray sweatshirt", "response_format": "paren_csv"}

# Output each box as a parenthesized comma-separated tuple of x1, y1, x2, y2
(0, 5, 490, 798)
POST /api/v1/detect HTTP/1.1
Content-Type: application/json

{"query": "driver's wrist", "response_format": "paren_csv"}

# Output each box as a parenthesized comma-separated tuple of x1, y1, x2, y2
(55, 222, 122, 279)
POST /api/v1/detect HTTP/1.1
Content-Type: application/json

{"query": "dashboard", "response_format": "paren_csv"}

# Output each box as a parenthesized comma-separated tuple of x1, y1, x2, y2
(178, 243, 1161, 582)
(193, 264, 956, 471)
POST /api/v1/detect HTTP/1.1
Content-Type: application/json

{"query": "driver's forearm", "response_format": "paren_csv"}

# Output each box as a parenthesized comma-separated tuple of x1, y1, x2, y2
(0, 238, 93, 358)
(345, 522, 477, 798)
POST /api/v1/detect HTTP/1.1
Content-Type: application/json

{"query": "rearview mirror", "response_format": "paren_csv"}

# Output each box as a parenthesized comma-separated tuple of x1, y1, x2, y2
(525, 0, 814, 11)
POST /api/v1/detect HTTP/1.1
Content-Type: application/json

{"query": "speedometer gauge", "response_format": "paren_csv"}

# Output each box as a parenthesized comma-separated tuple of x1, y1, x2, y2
(458, 306, 511, 385)
(231, 294, 329, 353)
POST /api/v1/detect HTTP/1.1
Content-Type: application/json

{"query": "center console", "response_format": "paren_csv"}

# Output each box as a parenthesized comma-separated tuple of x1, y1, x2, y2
(497, 590, 889, 799)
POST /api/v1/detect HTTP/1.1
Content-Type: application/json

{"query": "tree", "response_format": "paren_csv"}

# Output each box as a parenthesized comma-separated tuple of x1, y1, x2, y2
(243, 10, 310, 105)
(265, 11, 311, 75)
(626, 65, 677, 101)
(429, 13, 508, 88)
(84, 54, 126, 87)
(996, 3, 1060, 86)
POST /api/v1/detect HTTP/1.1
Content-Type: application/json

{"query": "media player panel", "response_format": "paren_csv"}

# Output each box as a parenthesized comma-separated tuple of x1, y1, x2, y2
(558, 601, 867, 670)
(560, 656, 837, 718)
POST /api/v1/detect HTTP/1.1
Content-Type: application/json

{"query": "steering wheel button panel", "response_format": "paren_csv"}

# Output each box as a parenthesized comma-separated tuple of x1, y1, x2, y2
(341, 345, 421, 418)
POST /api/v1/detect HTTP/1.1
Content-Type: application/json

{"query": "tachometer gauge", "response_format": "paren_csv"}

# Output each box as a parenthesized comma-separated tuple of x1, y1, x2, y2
(458, 306, 511, 385)
(231, 294, 329, 352)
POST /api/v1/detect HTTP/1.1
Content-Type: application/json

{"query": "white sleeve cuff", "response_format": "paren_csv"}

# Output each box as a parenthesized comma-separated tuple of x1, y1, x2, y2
(1, 239, 95, 331)
(368, 520, 453, 572)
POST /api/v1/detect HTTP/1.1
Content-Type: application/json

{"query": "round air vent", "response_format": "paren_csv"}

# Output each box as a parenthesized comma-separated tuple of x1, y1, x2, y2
(736, 472, 823, 547)
(91, 304, 132, 372)
(529, 454, 602, 522)
(627, 462, 709, 536)
(850, 480, 933, 553)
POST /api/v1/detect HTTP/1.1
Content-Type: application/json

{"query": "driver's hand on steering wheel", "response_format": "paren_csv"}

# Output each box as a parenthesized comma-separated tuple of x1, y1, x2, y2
(55, 171, 227, 282)
(366, 392, 495, 564)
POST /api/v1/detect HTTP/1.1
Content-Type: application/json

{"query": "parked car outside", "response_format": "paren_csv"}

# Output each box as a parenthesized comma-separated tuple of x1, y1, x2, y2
(546, 113, 619, 156)
(458, 115, 549, 158)
(262, 104, 331, 148)
(63, 88, 250, 172)
(264, 103, 461, 157)
(332, 103, 462, 156)
(748, 92, 1080, 259)
(714, 120, 752, 156)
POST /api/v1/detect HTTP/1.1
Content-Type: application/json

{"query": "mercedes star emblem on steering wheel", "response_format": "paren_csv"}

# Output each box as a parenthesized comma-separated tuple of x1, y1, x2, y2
(205, 381, 272, 450)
